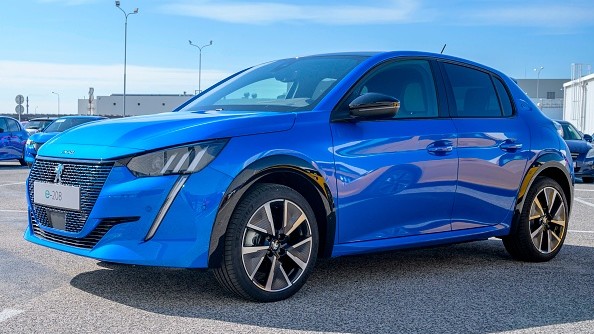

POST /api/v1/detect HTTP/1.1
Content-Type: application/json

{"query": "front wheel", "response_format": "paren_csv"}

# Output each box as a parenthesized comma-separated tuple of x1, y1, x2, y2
(213, 183, 319, 302)
(503, 177, 568, 262)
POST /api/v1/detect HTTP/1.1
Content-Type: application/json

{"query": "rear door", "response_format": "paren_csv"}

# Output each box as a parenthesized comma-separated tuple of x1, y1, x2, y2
(439, 61, 531, 229)
(6, 118, 26, 159)
(330, 59, 458, 243)
(0, 118, 10, 160)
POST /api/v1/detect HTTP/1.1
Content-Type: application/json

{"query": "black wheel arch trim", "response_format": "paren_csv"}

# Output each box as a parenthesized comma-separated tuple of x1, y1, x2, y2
(510, 151, 573, 235)
(208, 155, 336, 268)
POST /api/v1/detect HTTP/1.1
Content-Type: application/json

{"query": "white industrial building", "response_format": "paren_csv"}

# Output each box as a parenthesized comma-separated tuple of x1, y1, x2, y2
(516, 79, 567, 120)
(564, 72, 594, 135)
(78, 94, 194, 117)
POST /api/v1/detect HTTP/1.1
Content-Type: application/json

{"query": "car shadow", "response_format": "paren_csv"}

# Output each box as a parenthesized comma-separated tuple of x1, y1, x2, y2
(70, 241, 594, 333)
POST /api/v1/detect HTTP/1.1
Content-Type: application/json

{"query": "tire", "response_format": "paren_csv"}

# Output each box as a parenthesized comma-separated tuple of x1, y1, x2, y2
(582, 177, 593, 184)
(213, 183, 319, 302)
(19, 157, 27, 167)
(503, 177, 568, 262)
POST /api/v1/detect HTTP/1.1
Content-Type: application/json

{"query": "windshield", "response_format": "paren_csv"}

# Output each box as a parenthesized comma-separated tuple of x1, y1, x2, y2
(560, 122, 583, 140)
(26, 120, 51, 130)
(181, 55, 366, 112)
(44, 118, 100, 133)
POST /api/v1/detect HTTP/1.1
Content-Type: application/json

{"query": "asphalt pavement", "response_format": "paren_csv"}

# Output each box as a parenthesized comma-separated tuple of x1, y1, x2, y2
(1, 161, 594, 334)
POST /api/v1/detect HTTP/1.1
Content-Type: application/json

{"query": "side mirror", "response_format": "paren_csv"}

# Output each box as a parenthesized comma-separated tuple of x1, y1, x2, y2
(584, 134, 593, 143)
(349, 93, 400, 119)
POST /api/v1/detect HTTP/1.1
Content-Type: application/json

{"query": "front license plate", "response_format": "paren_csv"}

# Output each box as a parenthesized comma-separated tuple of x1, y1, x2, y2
(33, 182, 80, 211)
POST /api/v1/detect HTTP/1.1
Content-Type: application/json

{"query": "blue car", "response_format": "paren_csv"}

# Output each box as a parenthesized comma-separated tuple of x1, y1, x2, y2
(0, 116, 28, 166)
(556, 120, 594, 183)
(24, 116, 106, 166)
(25, 52, 573, 302)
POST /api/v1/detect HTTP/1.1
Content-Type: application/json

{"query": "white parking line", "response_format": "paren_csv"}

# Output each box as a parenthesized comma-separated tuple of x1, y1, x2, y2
(569, 230, 594, 234)
(0, 209, 27, 213)
(575, 198, 594, 208)
(0, 182, 25, 187)
(0, 309, 24, 323)
(576, 188, 594, 192)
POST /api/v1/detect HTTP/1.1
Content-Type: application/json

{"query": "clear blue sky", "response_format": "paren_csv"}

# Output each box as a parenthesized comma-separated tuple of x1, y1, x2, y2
(1, 0, 594, 115)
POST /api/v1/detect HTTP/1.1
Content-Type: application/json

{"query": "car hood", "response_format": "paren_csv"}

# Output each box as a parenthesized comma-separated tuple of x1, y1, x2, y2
(38, 110, 296, 160)
(564, 139, 592, 154)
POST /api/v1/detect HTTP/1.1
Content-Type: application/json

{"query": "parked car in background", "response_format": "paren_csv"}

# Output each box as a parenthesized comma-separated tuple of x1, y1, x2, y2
(25, 51, 573, 302)
(24, 116, 106, 166)
(556, 120, 594, 183)
(24, 117, 56, 135)
(0, 116, 28, 165)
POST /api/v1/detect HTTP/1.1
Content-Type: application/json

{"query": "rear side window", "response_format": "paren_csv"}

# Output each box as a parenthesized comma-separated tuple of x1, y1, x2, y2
(443, 63, 506, 117)
(6, 119, 21, 132)
(493, 78, 514, 117)
(0, 118, 6, 132)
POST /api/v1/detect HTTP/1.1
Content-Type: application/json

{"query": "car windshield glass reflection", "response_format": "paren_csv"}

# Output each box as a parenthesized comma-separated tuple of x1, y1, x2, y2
(181, 56, 366, 112)
(561, 123, 583, 140)
(44, 118, 95, 133)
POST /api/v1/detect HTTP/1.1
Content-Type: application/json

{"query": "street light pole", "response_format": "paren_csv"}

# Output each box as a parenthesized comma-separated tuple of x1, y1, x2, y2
(115, 1, 139, 117)
(534, 66, 544, 100)
(189, 40, 213, 93)
(51, 91, 60, 116)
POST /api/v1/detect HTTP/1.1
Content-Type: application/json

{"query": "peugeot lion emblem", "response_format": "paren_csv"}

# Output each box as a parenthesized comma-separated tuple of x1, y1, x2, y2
(54, 164, 64, 183)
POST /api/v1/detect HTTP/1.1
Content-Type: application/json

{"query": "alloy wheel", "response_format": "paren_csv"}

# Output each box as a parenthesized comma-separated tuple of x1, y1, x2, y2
(528, 186, 566, 254)
(241, 199, 313, 292)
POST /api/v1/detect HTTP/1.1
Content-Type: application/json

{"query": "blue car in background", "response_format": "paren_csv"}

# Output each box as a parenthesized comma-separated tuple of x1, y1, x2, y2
(556, 119, 594, 183)
(24, 116, 106, 166)
(25, 51, 573, 302)
(0, 116, 28, 166)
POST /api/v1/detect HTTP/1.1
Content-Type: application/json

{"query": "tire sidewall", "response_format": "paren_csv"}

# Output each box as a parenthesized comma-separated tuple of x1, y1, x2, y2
(226, 184, 319, 302)
(519, 177, 568, 261)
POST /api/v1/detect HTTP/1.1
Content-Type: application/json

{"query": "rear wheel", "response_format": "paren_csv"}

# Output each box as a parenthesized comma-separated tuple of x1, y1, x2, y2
(503, 177, 568, 262)
(213, 183, 318, 302)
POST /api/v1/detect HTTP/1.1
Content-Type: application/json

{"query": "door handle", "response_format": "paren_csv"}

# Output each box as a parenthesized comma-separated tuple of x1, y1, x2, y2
(427, 141, 454, 155)
(500, 140, 522, 152)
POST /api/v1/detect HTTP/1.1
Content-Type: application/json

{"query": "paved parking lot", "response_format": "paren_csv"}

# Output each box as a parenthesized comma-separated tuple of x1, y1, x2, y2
(1, 161, 593, 334)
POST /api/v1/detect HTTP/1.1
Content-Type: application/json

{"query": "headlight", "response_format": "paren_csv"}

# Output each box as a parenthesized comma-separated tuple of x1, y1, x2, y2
(587, 148, 594, 159)
(119, 139, 227, 177)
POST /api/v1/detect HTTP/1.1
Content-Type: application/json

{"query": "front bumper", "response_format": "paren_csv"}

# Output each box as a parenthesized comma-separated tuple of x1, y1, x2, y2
(24, 163, 232, 268)
(575, 158, 594, 178)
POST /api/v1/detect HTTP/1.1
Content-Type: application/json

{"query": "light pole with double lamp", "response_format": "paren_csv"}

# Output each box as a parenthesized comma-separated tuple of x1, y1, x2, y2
(189, 40, 213, 94)
(115, 1, 139, 117)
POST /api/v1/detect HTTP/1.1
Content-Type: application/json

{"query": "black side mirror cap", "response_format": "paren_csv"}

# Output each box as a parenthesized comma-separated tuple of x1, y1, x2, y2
(349, 93, 400, 119)
(584, 134, 593, 143)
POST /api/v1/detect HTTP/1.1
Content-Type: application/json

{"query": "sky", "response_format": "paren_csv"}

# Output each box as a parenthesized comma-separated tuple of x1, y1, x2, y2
(1, 0, 594, 115)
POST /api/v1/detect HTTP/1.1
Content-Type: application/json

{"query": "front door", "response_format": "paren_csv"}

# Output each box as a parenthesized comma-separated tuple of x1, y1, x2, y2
(330, 59, 459, 243)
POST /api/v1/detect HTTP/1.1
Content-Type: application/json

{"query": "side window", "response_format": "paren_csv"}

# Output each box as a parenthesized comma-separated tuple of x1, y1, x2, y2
(442, 63, 503, 117)
(493, 78, 514, 117)
(0, 118, 7, 133)
(342, 59, 439, 119)
(6, 119, 21, 132)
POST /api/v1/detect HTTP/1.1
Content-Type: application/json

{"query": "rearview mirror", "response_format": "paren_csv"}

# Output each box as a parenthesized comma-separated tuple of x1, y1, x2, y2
(349, 93, 400, 119)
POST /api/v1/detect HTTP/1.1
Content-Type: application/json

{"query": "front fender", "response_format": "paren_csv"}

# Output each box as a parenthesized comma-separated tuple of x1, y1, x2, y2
(208, 155, 335, 268)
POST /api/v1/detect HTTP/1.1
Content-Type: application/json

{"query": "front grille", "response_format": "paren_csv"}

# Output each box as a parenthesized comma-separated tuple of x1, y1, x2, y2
(28, 159, 114, 233)
(571, 153, 579, 160)
(30, 212, 139, 249)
